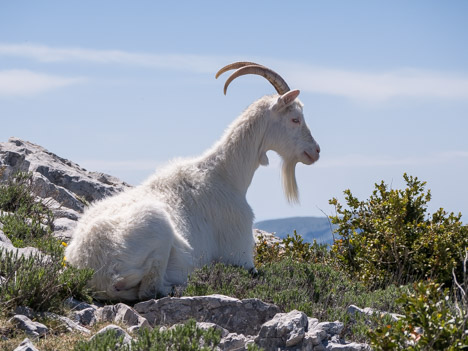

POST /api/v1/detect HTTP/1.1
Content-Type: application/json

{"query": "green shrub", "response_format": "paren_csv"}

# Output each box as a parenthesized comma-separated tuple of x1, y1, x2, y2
(369, 279, 468, 350)
(255, 230, 331, 267)
(0, 171, 93, 313)
(74, 328, 124, 351)
(0, 172, 54, 250)
(329, 173, 468, 288)
(184, 259, 404, 342)
(0, 246, 93, 312)
(74, 319, 221, 351)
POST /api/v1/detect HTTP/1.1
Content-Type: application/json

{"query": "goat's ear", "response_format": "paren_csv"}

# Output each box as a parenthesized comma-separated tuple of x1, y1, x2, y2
(259, 152, 269, 166)
(272, 89, 300, 112)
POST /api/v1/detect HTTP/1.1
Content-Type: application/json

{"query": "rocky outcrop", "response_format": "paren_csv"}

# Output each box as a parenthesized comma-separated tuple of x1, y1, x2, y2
(8, 315, 48, 339)
(13, 338, 39, 351)
(8, 296, 370, 350)
(0, 137, 131, 239)
(134, 294, 280, 336)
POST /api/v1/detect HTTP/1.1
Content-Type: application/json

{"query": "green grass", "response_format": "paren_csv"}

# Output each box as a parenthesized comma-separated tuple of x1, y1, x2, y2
(184, 259, 405, 342)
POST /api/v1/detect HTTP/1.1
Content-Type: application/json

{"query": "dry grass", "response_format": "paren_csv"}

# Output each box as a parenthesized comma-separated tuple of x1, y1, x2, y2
(0, 315, 128, 351)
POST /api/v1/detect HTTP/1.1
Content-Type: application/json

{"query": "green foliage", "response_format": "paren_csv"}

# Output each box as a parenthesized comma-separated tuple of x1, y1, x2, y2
(255, 230, 330, 267)
(0, 246, 93, 312)
(184, 259, 404, 342)
(330, 173, 468, 288)
(0, 172, 93, 313)
(0, 172, 55, 250)
(369, 280, 468, 350)
(74, 320, 221, 351)
(74, 328, 125, 351)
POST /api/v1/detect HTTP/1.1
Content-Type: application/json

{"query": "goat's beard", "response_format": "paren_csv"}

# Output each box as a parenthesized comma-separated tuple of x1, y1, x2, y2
(281, 160, 299, 204)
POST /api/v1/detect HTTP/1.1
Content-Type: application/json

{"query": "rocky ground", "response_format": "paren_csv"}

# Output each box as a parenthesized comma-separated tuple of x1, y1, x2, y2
(0, 137, 376, 351)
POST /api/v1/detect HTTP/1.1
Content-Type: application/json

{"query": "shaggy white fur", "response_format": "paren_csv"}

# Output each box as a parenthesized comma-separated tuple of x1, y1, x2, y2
(65, 85, 320, 301)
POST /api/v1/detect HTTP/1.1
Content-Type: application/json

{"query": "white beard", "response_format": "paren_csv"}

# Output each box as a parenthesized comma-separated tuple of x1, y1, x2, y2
(281, 160, 299, 204)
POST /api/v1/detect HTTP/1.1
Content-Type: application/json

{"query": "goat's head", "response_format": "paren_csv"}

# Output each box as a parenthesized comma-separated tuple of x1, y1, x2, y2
(216, 62, 320, 203)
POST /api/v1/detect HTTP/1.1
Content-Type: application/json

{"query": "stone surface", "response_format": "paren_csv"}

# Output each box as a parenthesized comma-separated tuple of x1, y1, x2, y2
(196, 322, 229, 338)
(91, 324, 132, 346)
(325, 342, 370, 351)
(347, 304, 403, 322)
(9, 315, 48, 338)
(71, 307, 97, 326)
(0, 229, 12, 244)
(219, 333, 255, 351)
(41, 312, 90, 334)
(64, 297, 99, 311)
(134, 294, 280, 336)
(255, 310, 309, 349)
(0, 240, 47, 260)
(14, 306, 36, 319)
(13, 338, 39, 351)
(0, 137, 131, 238)
(97, 303, 151, 330)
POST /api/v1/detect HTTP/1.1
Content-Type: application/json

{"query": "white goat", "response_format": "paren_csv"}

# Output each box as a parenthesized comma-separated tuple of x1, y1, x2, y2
(65, 62, 321, 301)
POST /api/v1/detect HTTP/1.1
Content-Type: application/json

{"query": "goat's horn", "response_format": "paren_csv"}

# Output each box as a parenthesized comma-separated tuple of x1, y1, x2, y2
(215, 62, 263, 79)
(221, 65, 290, 95)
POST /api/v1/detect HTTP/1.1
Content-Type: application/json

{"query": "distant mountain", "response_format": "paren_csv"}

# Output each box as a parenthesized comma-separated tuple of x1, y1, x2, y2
(254, 216, 337, 245)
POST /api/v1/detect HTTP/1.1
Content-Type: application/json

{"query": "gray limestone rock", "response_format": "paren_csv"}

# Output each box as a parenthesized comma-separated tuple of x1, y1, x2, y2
(255, 310, 309, 349)
(41, 312, 91, 334)
(9, 315, 48, 338)
(347, 304, 403, 322)
(91, 324, 132, 346)
(0, 137, 131, 239)
(97, 303, 151, 330)
(71, 307, 98, 326)
(196, 322, 229, 338)
(13, 338, 39, 351)
(219, 332, 255, 351)
(134, 294, 280, 336)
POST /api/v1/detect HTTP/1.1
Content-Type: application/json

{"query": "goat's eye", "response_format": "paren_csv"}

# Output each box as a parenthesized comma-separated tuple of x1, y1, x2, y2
(292, 118, 300, 124)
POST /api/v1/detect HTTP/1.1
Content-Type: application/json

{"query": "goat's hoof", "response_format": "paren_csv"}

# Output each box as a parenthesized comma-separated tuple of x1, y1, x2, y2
(249, 267, 259, 276)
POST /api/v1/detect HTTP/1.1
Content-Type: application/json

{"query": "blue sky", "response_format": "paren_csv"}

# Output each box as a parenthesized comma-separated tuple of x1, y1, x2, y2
(1, 1, 467, 222)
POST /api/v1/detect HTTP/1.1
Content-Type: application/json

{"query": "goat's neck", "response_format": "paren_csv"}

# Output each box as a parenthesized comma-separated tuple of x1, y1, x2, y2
(205, 109, 268, 195)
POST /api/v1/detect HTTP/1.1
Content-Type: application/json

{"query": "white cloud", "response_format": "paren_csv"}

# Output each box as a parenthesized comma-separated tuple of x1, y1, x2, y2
(0, 69, 85, 97)
(0, 43, 223, 73)
(316, 151, 468, 169)
(281, 64, 468, 102)
(1, 43, 468, 101)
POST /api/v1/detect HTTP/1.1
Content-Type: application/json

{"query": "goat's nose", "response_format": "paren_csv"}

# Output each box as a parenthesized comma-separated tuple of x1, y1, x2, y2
(316, 145, 321, 154)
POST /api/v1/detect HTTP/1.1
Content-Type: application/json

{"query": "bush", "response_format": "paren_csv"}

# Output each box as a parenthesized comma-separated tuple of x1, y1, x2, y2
(255, 230, 331, 267)
(74, 319, 222, 351)
(0, 172, 93, 313)
(0, 248, 93, 312)
(329, 173, 468, 288)
(369, 279, 468, 350)
(0, 171, 54, 250)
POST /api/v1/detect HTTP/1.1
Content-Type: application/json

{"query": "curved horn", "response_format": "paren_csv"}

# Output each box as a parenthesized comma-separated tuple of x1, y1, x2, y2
(215, 61, 263, 79)
(219, 64, 290, 95)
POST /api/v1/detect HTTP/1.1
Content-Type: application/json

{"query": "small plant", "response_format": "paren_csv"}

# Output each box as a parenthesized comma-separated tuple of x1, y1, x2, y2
(369, 279, 468, 350)
(0, 171, 93, 313)
(74, 328, 125, 351)
(330, 173, 468, 288)
(0, 172, 55, 250)
(0, 247, 93, 312)
(74, 319, 222, 351)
